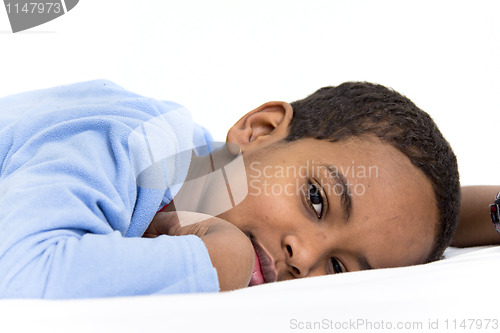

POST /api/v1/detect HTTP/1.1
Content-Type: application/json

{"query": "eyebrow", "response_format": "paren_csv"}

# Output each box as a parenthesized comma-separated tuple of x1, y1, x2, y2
(322, 165, 373, 271)
(325, 165, 352, 222)
(323, 165, 373, 271)
(357, 253, 374, 271)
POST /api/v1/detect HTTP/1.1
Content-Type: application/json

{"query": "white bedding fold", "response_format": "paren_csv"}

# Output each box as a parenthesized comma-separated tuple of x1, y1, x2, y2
(0, 246, 497, 332)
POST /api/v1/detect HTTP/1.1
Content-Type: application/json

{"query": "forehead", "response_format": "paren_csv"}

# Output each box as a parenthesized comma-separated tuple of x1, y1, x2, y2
(286, 137, 438, 266)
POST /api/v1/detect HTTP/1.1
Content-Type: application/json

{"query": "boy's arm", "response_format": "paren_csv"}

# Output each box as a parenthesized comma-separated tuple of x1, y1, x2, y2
(0, 127, 221, 298)
(451, 186, 500, 247)
(0, 80, 226, 298)
(145, 212, 255, 291)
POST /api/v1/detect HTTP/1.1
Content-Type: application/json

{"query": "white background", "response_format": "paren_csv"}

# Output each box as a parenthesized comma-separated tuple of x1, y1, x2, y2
(0, 0, 498, 185)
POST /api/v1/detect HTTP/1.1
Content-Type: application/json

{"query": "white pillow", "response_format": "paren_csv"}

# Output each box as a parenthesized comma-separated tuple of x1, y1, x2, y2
(1, 246, 498, 333)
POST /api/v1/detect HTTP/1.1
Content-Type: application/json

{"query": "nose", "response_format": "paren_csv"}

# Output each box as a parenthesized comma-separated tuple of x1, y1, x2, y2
(282, 234, 323, 278)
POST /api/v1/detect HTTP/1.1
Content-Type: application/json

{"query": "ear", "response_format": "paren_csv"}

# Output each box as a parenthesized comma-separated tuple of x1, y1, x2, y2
(226, 101, 293, 152)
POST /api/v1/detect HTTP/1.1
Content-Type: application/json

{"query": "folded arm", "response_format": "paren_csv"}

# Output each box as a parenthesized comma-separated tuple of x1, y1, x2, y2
(0, 127, 219, 298)
(145, 211, 255, 291)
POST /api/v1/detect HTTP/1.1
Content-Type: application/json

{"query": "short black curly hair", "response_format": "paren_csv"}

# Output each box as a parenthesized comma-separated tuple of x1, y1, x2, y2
(286, 82, 460, 263)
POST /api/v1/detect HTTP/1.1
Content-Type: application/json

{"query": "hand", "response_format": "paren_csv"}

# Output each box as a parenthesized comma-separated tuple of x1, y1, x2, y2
(143, 211, 223, 238)
(143, 211, 255, 291)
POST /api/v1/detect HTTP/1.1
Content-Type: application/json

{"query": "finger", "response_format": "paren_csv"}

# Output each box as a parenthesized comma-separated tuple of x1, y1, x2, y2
(175, 211, 218, 227)
(144, 211, 180, 236)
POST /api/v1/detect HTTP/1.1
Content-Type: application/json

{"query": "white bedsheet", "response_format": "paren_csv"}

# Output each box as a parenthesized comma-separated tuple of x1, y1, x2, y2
(1, 246, 498, 333)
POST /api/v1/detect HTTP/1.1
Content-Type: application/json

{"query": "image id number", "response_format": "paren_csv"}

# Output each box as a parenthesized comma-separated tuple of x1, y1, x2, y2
(5, 2, 62, 14)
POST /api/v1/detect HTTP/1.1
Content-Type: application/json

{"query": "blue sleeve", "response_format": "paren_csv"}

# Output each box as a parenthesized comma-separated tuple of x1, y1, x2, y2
(0, 80, 219, 298)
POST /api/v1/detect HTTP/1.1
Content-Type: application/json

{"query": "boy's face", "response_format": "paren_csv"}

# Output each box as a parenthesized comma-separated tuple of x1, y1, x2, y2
(218, 102, 438, 285)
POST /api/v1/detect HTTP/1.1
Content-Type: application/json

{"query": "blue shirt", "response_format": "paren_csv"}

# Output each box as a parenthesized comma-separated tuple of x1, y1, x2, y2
(0, 80, 219, 298)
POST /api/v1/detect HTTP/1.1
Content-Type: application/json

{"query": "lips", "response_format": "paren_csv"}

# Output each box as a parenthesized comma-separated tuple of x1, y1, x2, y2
(249, 239, 277, 286)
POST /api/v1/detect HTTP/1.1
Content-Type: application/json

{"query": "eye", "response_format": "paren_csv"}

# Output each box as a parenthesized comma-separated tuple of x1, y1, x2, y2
(330, 258, 345, 274)
(307, 183, 324, 219)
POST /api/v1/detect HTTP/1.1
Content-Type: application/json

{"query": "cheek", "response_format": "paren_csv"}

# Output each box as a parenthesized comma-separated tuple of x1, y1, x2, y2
(243, 186, 301, 230)
(403, 218, 437, 260)
(359, 217, 435, 267)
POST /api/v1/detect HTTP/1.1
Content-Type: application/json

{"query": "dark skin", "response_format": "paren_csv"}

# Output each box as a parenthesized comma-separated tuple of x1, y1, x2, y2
(144, 127, 500, 290)
(145, 101, 440, 291)
(452, 186, 500, 247)
(145, 185, 499, 291)
(144, 211, 255, 291)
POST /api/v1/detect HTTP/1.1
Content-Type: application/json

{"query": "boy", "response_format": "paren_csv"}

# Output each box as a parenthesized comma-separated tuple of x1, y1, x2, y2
(0, 80, 460, 298)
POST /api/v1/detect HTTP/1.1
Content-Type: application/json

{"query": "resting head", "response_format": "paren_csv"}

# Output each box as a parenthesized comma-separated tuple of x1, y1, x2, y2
(219, 81, 460, 284)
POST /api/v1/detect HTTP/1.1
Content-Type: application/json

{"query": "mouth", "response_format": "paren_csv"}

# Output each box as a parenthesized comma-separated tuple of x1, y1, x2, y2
(249, 237, 277, 286)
